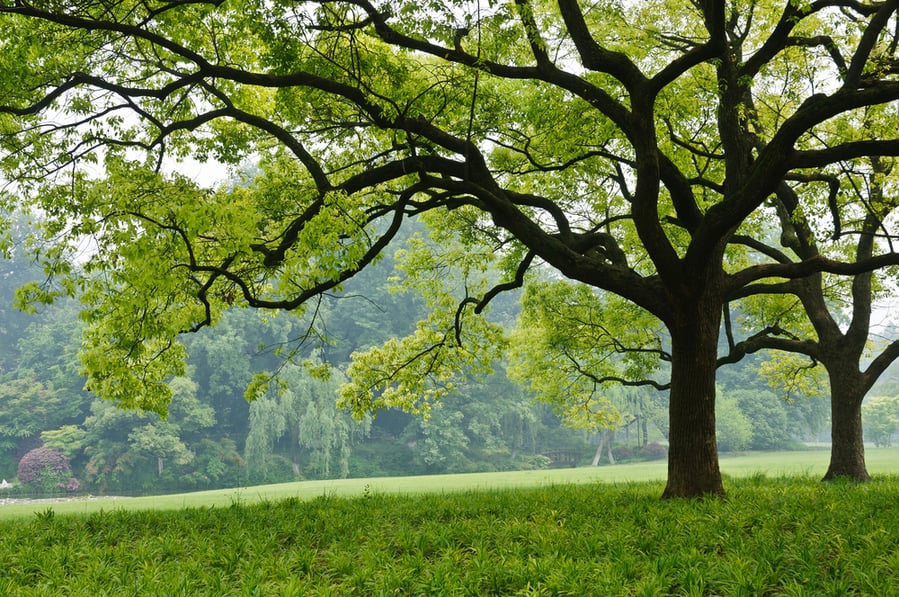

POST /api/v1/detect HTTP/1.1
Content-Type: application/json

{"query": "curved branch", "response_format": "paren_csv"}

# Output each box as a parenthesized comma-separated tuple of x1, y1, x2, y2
(791, 138, 899, 169)
(718, 330, 821, 367)
(731, 252, 899, 289)
(562, 348, 670, 391)
(729, 235, 794, 265)
(844, 0, 899, 87)
(556, 0, 646, 88)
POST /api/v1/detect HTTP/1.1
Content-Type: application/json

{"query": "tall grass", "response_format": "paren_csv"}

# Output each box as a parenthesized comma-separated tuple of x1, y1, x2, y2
(1, 474, 899, 594)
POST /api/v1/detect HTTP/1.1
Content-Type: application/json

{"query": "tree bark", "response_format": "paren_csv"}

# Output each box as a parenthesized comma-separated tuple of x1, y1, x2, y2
(823, 375, 871, 481)
(591, 433, 605, 466)
(662, 306, 725, 498)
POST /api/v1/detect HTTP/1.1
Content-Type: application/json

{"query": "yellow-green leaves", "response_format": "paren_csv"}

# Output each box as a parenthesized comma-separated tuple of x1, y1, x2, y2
(758, 352, 828, 402)
(339, 305, 505, 419)
(80, 329, 188, 418)
(339, 223, 507, 419)
(509, 278, 665, 431)
(41, 141, 398, 405)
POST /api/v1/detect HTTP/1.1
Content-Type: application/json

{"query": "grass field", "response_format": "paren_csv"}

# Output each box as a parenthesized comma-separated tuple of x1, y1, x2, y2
(1, 447, 897, 520)
(1, 462, 899, 594)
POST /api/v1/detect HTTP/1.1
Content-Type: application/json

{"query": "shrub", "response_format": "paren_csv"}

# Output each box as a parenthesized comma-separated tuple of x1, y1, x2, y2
(17, 447, 79, 492)
(640, 442, 667, 461)
(244, 454, 300, 486)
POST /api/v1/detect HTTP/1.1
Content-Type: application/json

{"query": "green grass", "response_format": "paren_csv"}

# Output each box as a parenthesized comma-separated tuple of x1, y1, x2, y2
(2, 473, 899, 595)
(2, 446, 897, 520)
(1, 447, 897, 520)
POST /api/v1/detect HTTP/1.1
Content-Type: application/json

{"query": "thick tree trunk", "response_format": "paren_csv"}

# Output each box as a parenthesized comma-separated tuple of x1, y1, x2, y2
(823, 378, 870, 481)
(662, 312, 725, 498)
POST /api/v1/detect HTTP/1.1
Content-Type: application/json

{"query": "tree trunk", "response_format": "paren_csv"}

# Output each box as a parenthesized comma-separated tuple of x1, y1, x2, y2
(642, 413, 649, 448)
(823, 376, 870, 481)
(662, 308, 725, 498)
(592, 433, 606, 466)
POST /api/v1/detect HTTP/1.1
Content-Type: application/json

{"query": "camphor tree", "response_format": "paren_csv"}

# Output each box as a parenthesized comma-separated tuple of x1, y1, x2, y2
(3, 1, 899, 497)
(727, 155, 899, 481)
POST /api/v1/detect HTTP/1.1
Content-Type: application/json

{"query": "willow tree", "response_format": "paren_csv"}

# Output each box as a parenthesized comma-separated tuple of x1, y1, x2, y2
(3, 1, 899, 497)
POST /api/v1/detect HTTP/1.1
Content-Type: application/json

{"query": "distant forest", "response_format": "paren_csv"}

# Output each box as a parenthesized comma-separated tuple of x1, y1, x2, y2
(0, 214, 886, 496)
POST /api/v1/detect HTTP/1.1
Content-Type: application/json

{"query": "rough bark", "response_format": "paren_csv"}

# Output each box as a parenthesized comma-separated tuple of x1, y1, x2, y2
(823, 374, 871, 482)
(662, 301, 725, 498)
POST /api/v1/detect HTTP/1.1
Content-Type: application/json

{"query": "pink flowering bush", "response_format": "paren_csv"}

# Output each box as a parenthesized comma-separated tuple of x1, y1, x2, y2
(17, 447, 80, 493)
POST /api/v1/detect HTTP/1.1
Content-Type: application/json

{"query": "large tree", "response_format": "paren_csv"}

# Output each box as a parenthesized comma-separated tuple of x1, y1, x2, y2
(3, 1, 899, 497)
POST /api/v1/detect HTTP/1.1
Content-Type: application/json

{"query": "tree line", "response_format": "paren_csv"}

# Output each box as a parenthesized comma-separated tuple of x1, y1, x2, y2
(2, 213, 865, 495)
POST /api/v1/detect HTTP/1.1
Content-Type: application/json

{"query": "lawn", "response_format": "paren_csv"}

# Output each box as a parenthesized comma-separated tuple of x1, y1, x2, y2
(1, 447, 897, 520)
(1, 471, 899, 594)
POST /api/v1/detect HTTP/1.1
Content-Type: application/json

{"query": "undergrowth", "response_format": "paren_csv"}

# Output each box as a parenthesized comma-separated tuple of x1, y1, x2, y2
(0, 475, 897, 595)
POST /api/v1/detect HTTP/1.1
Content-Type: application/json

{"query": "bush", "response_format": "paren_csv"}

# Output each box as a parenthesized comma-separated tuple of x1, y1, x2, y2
(17, 447, 79, 493)
(244, 454, 300, 486)
(640, 442, 667, 461)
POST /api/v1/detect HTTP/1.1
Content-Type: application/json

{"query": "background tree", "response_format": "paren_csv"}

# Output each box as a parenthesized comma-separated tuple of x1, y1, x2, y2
(715, 347, 831, 444)
(863, 394, 899, 447)
(0, 378, 68, 462)
(16, 446, 79, 493)
(714, 390, 754, 453)
(42, 376, 232, 493)
(4, 1, 899, 497)
(245, 362, 368, 481)
(727, 155, 899, 480)
(728, 388, 793, 451)
(0, 293, 90, 477)
(0, 210, 42, 372)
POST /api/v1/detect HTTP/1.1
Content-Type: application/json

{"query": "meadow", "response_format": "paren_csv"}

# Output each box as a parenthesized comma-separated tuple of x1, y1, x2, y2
(0, 448, 897, 595)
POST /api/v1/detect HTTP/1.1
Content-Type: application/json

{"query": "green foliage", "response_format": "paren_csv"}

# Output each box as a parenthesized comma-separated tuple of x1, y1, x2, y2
(339, 229, 507, 419)
(758, 352, 829, 402)
(47, 376, 229, 494)
(0, 211, 44, 368)
(245, 362, 369, 481)
(717, 352, 830, 443)
(730, 388, 793, 450)
(0, 214, 587, 493)
(2, 477, 899, 593)
(0, 378, 60, 441)
(39, 425, 87, 460)
(864, 395, 899, 447)
(716, 391, 754, 452)
(509, 279, 666, 432)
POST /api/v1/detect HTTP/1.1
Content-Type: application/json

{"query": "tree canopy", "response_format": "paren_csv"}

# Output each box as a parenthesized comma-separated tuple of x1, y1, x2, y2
(3, 1, 899, 497)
